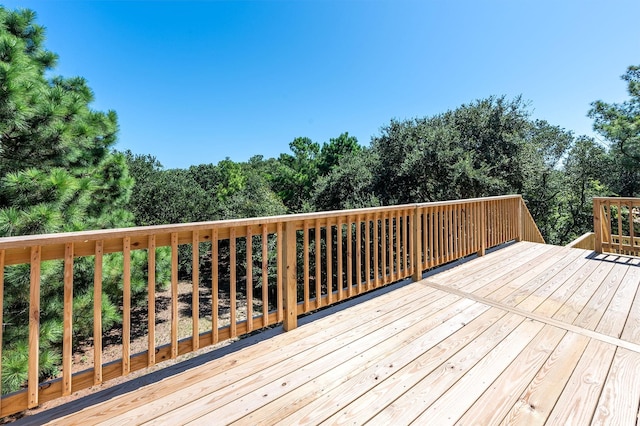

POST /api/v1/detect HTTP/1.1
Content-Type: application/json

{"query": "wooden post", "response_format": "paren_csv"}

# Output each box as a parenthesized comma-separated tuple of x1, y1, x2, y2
(122, 237, 131, 374)
(517, 197, 523, 242)
(478, 201, 486, 257)
(28, 246, 41, 408)
(147, 236, 155, 367)
(282, 221, 297, 331)
(170, 233, 178, 358)
(0, 250, 3, 410)
(192, 230, 200, 348)
(412, 206, 422, 282)
(62, 243, 74, 396)
(594, 199, 602, 254)
(93, 240, 103, 385)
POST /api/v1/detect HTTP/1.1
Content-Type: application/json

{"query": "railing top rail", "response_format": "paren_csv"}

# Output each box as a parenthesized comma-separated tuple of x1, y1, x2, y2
(593, 197, 640, 203)
(0, 194, 523, 250)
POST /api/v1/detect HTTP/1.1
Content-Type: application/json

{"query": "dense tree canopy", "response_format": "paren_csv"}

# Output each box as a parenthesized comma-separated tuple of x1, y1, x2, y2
(589, 64, 640, 196)
(0, 7, 139, 393)
(0, 9, 133, 237)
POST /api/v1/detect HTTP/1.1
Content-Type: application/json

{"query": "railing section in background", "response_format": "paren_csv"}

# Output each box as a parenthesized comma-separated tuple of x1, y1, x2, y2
(0, 195, 542, 417)
(566, 232, 595, 250)
(594, 197, 640, 257)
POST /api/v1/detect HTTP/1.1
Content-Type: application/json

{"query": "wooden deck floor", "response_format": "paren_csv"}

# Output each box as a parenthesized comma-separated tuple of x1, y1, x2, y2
(28, 242, 640, 425)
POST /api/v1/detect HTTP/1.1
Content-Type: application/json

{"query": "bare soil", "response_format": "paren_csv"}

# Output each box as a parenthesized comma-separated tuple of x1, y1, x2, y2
(12, 281, 258, 422)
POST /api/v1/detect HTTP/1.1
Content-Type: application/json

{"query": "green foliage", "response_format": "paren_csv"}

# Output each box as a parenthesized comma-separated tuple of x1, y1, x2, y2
(313, 148, 379, 211)
(589, 64, 640, 196)
(0, 6, 143, 394)
(367, 96, 615, 244)
(556, 137, 611, 243)
(272, 137, 321, 212)
(127, 159, 215, 225)
(519, 120, 574, 243)
(371, 96, 533, 204)
(317, 132, 362, 175)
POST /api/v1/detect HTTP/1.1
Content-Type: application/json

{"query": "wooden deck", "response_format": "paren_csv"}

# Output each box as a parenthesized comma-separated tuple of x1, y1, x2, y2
(23, 242, 640, 425)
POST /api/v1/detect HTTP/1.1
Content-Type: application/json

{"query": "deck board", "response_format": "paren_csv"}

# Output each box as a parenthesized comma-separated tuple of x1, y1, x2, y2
(29, 242, 640, 426)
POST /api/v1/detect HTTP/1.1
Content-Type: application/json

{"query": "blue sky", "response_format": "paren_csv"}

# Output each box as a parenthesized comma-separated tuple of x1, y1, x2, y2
(2, 0, 639, 169)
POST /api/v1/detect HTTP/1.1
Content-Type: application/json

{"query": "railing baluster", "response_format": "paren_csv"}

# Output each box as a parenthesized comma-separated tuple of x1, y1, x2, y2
(479, 201, 486, 256)
(438, 206, 443, 264)
(399, 211, 404, 277)
(147, 236, 155, 366)
(282, 221, 297, 331)
(422, 208, 428, 270)
(212, 228, 219, 343)
(365, 216, 371, 290)
(192, 231, 200, 349)
(170, 233, 178, 359)
(337, 217, 343, 300)
(441, 207, 447, 262)
(423, 208, 429, 269)
(315, 219, 321, 309)
(618, 200, 623, 254)
(412, 207, 420, 281)
(94, 241, 103, 384)
(246, 226, 253, 332)
(390, 212, 396, 282)
(454, 204, 460, 259)
(276, 222, 283, 322)
(326, 220, 333, 304)
(261, 225, 268, 326)
(123, 237, 131, 374)
(303, 220, 309, 312)
(393, 210, 402, 281)
(230, 227, 237, 338)
(630, 202, 636, 254)
(409, 210, 412, 272)
(404, 210, 408, 275)
(28, 246, 41, 408)
(62, 242, 74, 395)
(606, 200, 612, 250)
(383, 212, 388, 284)
(347, 216, 353, 297)
(503, 199, 508, 242)
(447, 206, 453, 262)
(373, 214, 379, 288)
(461, 204, 467, 256)
(594, 200, 602, 253)
(356, 215, 362, 294)
(0, 249, 3, 409)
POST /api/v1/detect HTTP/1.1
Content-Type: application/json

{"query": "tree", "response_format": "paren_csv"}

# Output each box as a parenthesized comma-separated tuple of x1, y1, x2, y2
(371, 96, 533, 205)
(0, 7, 138, 393)
(317, 132, 362, 176)
(589, 65, 640, 196)
(313, 148, 379, 211)
(271, 137, 321, 212)
(520, 120, 574, 243)
(555, 137, 610, 244)
(125, 151, 215, 226)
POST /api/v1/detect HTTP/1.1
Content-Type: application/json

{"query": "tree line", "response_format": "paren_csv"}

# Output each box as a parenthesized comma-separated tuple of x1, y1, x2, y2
(124, 91, 638, 247)
(0, 6, 638, 394)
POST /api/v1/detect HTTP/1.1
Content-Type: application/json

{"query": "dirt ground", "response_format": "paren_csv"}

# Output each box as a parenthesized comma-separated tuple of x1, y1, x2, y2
(8, 281, 258, 422)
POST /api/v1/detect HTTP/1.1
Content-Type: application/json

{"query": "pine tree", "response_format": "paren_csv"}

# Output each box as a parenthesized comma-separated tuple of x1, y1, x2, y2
(0, 7, 136, 393)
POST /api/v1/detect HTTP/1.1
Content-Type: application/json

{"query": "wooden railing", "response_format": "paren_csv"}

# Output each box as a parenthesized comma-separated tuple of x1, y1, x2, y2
(566, 232, 595, 250)
(0, 195, 542, 417)
(594, 197, 640, 257)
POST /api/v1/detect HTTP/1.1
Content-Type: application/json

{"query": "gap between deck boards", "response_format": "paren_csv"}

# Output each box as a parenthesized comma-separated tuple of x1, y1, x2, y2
(420, 279, 640, 354)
